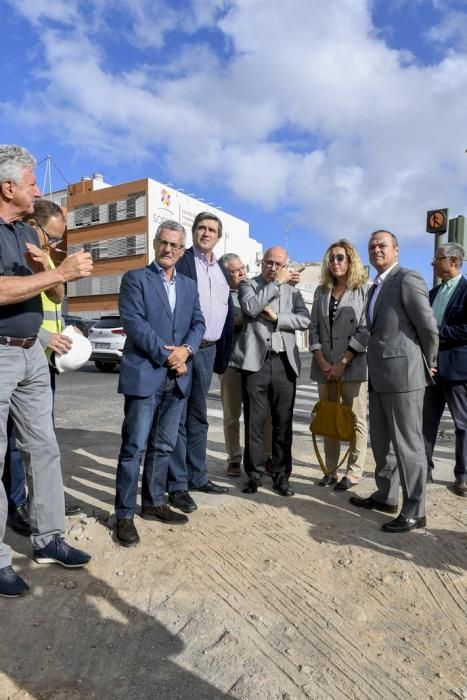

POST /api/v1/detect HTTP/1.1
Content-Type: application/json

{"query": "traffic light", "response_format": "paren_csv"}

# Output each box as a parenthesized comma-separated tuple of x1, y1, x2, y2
(448, 215, 467, 249)
(426, 208, 448, 234)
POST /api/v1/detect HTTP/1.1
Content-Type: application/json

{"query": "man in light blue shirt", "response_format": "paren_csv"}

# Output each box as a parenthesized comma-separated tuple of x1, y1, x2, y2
(423, 242, 467, 497)
(115, 221, 205, 546)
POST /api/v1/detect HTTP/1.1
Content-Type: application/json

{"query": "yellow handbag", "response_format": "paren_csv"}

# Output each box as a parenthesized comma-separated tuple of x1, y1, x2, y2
(309, 381, 357, 475)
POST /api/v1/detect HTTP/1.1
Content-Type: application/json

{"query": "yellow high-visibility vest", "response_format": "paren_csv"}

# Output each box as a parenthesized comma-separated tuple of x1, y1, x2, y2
(41, 255, 63, 334)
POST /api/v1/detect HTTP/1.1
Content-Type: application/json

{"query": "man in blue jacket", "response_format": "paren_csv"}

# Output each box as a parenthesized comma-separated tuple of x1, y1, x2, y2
(423, 242, 467, 497)
(115, 220, 205, 546)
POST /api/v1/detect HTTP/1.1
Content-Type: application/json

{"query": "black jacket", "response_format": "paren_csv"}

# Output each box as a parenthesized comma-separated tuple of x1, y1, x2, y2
(430, 275, 467, 381)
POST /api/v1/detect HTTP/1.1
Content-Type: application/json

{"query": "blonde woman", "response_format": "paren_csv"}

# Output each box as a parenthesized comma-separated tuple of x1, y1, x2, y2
(309, 239, 370, 489)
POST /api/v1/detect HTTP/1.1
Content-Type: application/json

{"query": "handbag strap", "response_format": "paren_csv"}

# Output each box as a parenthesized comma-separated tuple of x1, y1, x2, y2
(324, 379, 343, 404)
(312, 433, 352, 475)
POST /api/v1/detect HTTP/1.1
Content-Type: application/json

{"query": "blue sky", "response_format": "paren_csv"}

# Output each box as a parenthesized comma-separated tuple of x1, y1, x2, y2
(3, 0, 467, 283)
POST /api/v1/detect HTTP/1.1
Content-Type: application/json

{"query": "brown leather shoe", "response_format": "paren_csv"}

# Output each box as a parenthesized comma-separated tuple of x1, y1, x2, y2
(453, 478, 467, 497)
(226, 463, 241, 477)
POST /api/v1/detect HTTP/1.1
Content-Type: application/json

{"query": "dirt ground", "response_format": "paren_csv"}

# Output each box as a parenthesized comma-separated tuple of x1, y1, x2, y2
(1, 441, 466, 699)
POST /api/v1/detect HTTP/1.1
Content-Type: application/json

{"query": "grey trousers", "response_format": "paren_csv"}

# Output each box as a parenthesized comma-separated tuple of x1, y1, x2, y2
(0, 342, 65, 568)
(369, 388, 427, 519)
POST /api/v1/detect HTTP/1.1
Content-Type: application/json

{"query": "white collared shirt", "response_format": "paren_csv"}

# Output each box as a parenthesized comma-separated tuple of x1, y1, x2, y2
(367, 262, 398, 322)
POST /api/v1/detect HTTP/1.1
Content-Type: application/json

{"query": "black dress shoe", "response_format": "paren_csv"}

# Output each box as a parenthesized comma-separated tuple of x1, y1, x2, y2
(318, 473, 337, 486)
(242, 477, 261, 494)
(193, 480, 229, 494)
(349, 495, 398, 514)
(273, 477, 294, 497)
(334, 476, 358, 492)
(453, 478, 467, 497)
(382, 514, 427, 533)
(116, 518, 140, 547)
(141, 505, 188, 524)
(169, 490, 198, 513)
(65, 502, 84, 516)
(7, 504, 31, 536)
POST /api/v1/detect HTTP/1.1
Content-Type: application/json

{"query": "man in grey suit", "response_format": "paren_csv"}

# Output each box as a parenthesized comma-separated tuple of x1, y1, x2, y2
(230, 246, 310, 497)
(350, 230, 438, 532)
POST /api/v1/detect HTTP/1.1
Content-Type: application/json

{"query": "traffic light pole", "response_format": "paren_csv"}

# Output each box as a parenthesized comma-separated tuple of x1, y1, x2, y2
(433, 232, 443, 287)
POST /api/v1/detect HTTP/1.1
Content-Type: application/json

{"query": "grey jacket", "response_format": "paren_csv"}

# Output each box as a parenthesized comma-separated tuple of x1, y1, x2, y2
(366, 265, 438, 393)
(230, 276, 311, 376)
(309, 283, 370, 383)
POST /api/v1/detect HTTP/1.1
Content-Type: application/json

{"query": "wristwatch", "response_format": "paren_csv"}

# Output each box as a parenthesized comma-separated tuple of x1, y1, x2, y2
(340, 357, 349, 366)
(183, 344, 193, 357)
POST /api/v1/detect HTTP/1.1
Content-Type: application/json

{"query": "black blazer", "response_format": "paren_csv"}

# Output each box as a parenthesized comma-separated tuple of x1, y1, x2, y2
(430, 275, 467, 381)
(176, 247, 234, 374)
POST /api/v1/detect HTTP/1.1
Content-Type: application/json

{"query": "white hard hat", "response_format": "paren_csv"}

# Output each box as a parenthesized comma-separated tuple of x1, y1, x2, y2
(49, 325, 92, 374)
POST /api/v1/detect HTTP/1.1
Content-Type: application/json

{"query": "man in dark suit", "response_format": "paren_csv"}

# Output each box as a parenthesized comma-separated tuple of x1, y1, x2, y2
(230, 246, 310, 497)
(169, 212, 233, 502)
(423, 243, 467, 497)
(115, 220, 205, 546)
(350, 230, 438, 532)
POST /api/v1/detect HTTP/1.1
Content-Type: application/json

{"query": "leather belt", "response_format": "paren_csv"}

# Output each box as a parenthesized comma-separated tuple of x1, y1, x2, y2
(0, 335, 37, 349)
(199, 340, 216, 349)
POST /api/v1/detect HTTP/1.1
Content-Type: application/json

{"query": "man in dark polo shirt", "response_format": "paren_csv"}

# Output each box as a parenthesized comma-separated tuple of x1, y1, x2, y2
(0, 144, 94, 598)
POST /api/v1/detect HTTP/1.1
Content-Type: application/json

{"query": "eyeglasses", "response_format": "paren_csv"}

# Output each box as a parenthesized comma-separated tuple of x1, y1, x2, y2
(37, 222, 64, 247)
(431, 256, 450, 265)
(156, 238, 185, 251)
(263, 260, 286, 269)
(329, 254, 346, 263)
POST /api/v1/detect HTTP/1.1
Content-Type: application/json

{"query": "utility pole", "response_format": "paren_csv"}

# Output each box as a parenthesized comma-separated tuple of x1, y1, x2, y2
(41, 155, 53, 195)
(284, 223, 291, 252)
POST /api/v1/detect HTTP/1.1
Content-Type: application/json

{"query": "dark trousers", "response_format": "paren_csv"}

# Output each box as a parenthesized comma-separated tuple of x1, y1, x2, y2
(2, 418, 27, 508)
(115, 378, 186, 519)
(242, 352, 296, 481)
(169, 343, 216, 490)
(423, 378, 467, 479)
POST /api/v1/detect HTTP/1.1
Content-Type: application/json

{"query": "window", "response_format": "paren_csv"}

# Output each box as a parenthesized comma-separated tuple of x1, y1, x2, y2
(126, 198, 136, 218)
(68, 234, 145, 260)
(108, 202, 117, 221)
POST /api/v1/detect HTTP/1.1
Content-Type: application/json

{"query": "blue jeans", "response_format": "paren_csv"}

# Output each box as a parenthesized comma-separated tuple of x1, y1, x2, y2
(169, 344, 216, 489)
(115, 377, 186, 519)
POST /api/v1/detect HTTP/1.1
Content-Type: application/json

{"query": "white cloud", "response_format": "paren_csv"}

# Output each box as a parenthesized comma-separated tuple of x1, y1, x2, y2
(5, 0, 467, 244)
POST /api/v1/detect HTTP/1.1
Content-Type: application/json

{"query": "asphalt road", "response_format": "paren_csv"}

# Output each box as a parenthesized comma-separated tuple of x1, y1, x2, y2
(54, 353, 314, 434)
(55, 351, 456, 485)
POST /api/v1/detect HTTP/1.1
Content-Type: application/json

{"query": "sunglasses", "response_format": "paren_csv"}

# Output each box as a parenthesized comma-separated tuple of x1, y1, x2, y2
(37, 222, 64, 248)
(329, 254, 346, 263)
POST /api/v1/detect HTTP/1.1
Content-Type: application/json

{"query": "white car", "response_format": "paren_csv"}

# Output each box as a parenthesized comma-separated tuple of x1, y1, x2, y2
(88, 316, 126, 372)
